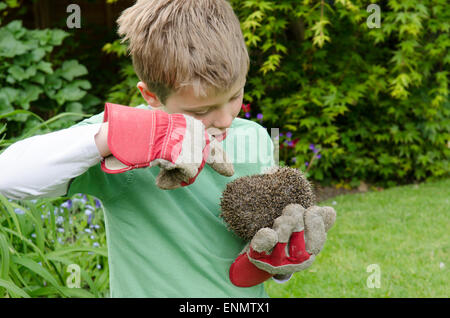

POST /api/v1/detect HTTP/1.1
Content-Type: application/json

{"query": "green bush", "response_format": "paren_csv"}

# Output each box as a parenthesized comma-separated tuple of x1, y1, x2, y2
(0, 17, 100, 149)
(102, 39, 144, 107)
(100, 0, 449, 188)
(231, 0, 449, 187)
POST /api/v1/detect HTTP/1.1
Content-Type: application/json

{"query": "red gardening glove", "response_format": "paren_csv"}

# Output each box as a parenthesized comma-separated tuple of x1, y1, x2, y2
(229, 204, 336, 287)
(100, 103, 234, 189)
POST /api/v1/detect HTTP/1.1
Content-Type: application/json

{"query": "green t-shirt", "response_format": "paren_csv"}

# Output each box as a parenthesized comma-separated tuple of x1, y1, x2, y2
(67, 105, 275, 297)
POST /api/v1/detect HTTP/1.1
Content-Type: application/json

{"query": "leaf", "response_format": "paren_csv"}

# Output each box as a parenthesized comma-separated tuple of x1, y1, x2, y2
(60, 60, 88, 81)
(0, 29, 29, 57)
(19, 112, 92, 140)
(46, 247, 108, 258)
(64, 103, 85, 121)
(10, 256, 67, 297)
(72, 80, 92, 90)
(17, 84, 43, 109)
(30, 73, 46, 85)
(5, 20, 24, 36)
(0, 279, 30, 298)
(0, 233, 10, 280)
(24, 65, 37, 79)
(79, 94, 101, 108)
(7, 65, 26, 81)
(44, 73, 62, 91)
(49, 29, 69, 46)
(29, 286, 95, 298)
(13, 52, 33, 65)
(36, 61, 53, 74)
(55, 85, 87, 105)
(102, 40, 128, 57)
(0, 87, 19, 109)
(31, 48, 46, 61)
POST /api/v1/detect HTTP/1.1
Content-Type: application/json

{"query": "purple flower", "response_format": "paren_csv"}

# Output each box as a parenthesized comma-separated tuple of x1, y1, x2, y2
(279, 133, 284, 137)
(309, 144, 316, 151)
(291, 157, 297, 163)
(257, 113, 263, 120)
(61, 199, 72, 210)
(305, 162, 309, 167)
(245, 112, 251, 118)
(317, 154, 322, 159)
(287, 141, 294, 147)
(313, 148, 319, 154)
(286, 131, 292, 139)
(94, 199, 102, 209)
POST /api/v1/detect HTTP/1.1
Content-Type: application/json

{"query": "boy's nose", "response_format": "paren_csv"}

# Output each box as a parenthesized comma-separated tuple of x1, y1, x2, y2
(212, 110, 234, 130)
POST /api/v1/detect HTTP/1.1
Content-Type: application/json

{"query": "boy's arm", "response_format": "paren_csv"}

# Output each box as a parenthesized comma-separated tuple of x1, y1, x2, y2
(0, 124, 105, 200)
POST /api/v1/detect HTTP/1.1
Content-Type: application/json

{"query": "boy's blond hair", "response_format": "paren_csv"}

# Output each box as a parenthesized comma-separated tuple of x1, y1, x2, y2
(117, 0, 249, 103)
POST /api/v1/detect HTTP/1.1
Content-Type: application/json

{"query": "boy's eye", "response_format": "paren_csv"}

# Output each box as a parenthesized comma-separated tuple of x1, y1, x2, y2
(190, 93, 243, 116)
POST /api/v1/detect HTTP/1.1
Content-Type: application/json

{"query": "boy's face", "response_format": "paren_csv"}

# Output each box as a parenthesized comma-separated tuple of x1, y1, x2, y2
(137, 79, 245, 138)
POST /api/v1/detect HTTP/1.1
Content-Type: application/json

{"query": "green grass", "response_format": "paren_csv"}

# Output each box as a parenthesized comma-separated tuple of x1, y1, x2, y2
(265, 178, 450, 298)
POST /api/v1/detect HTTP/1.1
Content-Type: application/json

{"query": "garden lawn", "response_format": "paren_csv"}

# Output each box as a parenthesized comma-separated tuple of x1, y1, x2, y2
(265, 178, 450, 298)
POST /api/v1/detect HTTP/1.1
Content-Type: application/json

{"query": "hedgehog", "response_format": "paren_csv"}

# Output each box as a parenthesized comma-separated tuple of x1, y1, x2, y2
(219, 166, 316, 241)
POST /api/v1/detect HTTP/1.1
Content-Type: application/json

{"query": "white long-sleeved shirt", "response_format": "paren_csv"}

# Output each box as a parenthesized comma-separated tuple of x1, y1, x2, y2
(0, 123, 103, 200)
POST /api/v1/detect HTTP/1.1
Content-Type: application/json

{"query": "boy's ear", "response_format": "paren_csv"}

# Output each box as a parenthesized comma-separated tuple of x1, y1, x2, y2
(137, 81, 162, 108)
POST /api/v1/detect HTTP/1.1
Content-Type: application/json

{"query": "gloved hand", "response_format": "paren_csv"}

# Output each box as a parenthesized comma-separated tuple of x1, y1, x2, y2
(100, 103, 234, 189)
(229, 204, 336, 287)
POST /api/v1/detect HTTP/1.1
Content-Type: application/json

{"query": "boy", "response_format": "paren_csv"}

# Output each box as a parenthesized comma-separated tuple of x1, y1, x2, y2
(0, 0, 330, 297)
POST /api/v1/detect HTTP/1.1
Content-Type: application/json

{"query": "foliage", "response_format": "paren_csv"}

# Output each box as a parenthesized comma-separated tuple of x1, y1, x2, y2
(0, 17, 100, 150)
(231, 0, 449, 187)
(101, 39, 145, 106)
(0, 193, 108, 298)
(100, 0, 449, 188)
